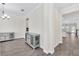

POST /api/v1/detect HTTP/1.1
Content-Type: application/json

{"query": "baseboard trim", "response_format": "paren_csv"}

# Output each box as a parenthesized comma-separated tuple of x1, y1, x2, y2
(42, 41, 63, 55)
(43, 49, 54, 54)
(40, 42, 62, 55)
(0, 38, 24, 42)
(14, 38, 24, 40)
(59, 40, 63, 44)
(43, 49, 49, 54)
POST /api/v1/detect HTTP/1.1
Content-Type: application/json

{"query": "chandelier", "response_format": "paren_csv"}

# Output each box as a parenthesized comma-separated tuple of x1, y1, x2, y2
(0, 3, 10, 20)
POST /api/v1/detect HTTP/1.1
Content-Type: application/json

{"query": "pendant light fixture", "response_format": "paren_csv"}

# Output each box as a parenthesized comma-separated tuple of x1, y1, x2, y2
(0, 3, 10, 20)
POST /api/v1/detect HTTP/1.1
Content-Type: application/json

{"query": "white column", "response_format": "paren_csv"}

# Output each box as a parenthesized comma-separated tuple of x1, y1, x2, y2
(42, 4, 62, 54)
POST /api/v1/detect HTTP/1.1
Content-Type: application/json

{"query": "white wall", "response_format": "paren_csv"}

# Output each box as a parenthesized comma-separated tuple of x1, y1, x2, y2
(26, 4, 44, 49)
(26, 4, 62, 54)
(0, 4, 62, 54)
(54, 6, 63, 45)
(0, 16, 25, 38)
(42, 4, 62, 54)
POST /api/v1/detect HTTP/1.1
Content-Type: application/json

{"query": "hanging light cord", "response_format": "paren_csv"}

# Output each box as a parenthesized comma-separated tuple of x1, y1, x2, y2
(0, 3, 10, 20)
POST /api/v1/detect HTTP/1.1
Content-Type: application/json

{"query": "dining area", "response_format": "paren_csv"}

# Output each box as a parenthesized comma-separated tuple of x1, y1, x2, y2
(62, 23, 79, 39)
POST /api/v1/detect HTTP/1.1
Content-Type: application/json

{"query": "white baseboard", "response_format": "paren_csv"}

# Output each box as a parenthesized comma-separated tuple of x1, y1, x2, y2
(43, 49, 49, 54)
(14, 38, 24, 40)
(42, 40, 63, 54)
(43, 48, 54, 54)
(59, 40, 63, 44)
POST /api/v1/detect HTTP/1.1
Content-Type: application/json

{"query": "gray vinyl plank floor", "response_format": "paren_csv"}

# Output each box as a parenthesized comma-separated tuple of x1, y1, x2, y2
(0, 39, 47, 56)
(53, 37, 79, 56)
(1, 37, 79, 56)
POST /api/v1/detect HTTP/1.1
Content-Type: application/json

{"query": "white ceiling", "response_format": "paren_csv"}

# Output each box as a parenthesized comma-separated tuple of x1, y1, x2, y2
(55, 3, 79, 21)
(0, 3, 40, 16)
(55, 3, 76, 10)
(0, 3, 79, 18)
(55, 3, 79, 15)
